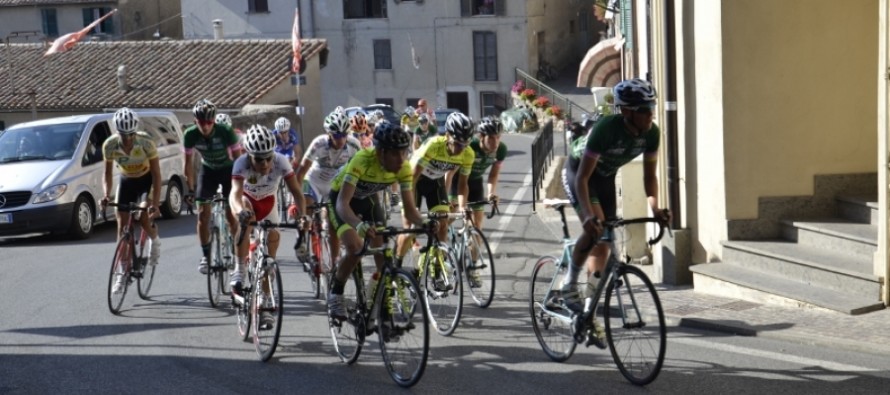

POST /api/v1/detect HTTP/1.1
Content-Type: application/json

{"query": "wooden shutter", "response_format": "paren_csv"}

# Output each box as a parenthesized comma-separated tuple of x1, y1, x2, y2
(620, 0, 633, 50)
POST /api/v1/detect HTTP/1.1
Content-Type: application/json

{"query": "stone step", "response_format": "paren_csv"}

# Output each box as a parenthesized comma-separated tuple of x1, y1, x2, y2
(722, 240, 879, 300)
(691, 263, 885, 315)
(837, 194, 878, 224)
(780, 219, 877, 257)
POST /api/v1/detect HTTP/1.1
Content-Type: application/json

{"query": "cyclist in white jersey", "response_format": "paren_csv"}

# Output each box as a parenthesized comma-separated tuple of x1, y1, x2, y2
(294, 110, 362, 262)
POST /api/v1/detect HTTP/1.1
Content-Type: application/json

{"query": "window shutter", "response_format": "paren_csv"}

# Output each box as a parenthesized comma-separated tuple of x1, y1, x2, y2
(620, 0, 633, 50)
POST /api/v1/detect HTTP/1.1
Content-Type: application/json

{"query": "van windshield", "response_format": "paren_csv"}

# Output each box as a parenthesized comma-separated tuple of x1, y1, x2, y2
(0, 123, 85, 163)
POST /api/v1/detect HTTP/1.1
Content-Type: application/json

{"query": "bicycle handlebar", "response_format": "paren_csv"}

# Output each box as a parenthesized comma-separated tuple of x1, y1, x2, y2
(355, 223, 437, 257)
(465, 198, 499, 219)
(604, 212, 671, 246)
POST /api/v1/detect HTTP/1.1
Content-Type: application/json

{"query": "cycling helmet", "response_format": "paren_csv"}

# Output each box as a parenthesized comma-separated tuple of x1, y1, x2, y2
(612, 78, 657, 107)
(193, 99, 216, 121)
(243, 124, 276, 154)
(418, 114, 430, 124)
(373, 121, 411, 150)
(404, 106, 415, 116)
(334, 106, 345, 115)
(215, 113, 232, 127)
(350, 112, 369, 133)
(323, 111, 349, 134)
(476, 117, 501, 136)
(368, 110, 385, 125)
(274, 117, 291, 131)
(113, 107, 139, 134)
(445, 112, 473, 142)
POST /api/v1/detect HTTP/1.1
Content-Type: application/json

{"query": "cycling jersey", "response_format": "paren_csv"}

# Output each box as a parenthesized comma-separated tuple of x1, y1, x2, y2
(330, 148, 413, 200)
(584, 114, 659, 177)
(231, 153, 295, 200)
(566, 134, 589, 173)
(302, 134, 362, 196)
(413, 124, 438, 146)
(401, 113, 419, 132)
(410, 135, 475, 179)
(274, 128, 300, 158)
(468, 138, 507, 180)
(182, 124, 240, 169)
(102, 132, 158, 178)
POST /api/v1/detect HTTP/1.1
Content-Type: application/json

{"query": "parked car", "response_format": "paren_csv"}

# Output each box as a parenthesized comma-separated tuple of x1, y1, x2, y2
(0, 111, 187, 239)
(344, 104, 401, 127)
(434, 108, 460, 134)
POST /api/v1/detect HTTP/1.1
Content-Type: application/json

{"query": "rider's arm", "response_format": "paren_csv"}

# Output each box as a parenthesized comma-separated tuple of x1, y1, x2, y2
(103, 160, 114, 200)
(457, 173, 470, 211)
(149, 157, 162, 209)
(401, 190, 424, 226)
(229, 177, 246, 216)
(574, 152, 599, 223)
(335, 182, 363, 229)
(486, 161, 502, 198)
(284, 174, 306, 218)
(183, 151, 195, 193)
(294, 157, 312, 183)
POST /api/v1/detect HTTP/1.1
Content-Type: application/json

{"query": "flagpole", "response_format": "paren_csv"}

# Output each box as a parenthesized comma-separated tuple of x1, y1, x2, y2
(292, 7, 304, 155)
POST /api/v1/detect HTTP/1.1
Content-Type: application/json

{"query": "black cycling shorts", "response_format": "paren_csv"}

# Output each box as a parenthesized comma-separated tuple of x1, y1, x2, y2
(449, 176, 486, 210)
(196, 165, 233, 204)
(328, 190, 386, 237)
(562, 165, 617, 221)
(116, 173, 153, 212)
(414, 175, 450, 212)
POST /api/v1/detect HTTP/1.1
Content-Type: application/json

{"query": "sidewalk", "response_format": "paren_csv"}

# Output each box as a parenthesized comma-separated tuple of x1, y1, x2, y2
(535, 200, 890, 356)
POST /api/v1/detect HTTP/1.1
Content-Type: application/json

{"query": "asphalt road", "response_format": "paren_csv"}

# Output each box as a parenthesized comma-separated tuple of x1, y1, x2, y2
(2, 134, 889, 393)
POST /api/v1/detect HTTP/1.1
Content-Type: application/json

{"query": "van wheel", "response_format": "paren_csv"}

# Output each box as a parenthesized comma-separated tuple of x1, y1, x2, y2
(160, 179, 183, 219)
(68, 196, 94, 240)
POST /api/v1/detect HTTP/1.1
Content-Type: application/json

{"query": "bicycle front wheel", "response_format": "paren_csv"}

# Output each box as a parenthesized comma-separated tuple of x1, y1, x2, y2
(329, 267, 364, 364)
(422, 245, 462, 336)
(529, 256, 576, 362)
(253, 259, 284, 362)
(464, 227, 495, 308)
(307, 232, 321, 299)
(378, 268, 429, 388)
(604, 265, 666, 386)
(208, 225, 226, 307)
(236, 269, 253, 341)
(136, 229, 155, 300)
(317, 233, 333, 299)
(107, 235, 131, 315)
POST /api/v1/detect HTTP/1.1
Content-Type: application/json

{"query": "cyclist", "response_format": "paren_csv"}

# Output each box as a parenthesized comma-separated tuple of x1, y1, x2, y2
(294, 110, 362, 265)
(395, 111, 475, 269)
(448, 116, 506, 231)
(230, 124, 306, 324)
(411, 114, 437, 151)
(349, 111, 373, 149)
(183, 99, 242, 275)
(273, 117, 301, 168)
(215, 113, 244, 155)
(400, 106, 419, 133)
(101, 107, 161, 293)
(564, 78, 671, 317)
(326, 121, 427, 320)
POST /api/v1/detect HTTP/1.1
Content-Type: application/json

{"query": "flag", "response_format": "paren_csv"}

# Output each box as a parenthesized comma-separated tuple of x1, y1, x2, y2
(44, 9, 118, 56)
(291, 8, 302, 74)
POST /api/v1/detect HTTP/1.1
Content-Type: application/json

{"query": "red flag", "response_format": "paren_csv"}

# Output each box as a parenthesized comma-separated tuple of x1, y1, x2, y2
(291, 8, 302, 74)
(44, 8, 118, 56)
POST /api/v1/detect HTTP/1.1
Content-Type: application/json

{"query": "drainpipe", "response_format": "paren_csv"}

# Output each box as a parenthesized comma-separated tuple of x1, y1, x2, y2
(663, 0, 680, 229)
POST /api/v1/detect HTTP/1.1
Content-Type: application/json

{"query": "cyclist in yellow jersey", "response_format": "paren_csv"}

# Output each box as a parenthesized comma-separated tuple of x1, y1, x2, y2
(101, 108, 162, 294)
(326, 121, 428, 320)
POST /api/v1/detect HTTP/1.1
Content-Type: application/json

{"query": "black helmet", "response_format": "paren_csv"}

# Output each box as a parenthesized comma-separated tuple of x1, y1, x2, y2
(445, 112, 473, 142)
(613, 79, 657, 107)
(476, 117, 501, 136)
(192, 99, 217, 121)
(373, 120, 411, 150)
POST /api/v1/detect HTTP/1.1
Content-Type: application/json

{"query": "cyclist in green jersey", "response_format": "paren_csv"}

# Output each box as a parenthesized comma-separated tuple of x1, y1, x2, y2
(564, 79, 671, 303)
(182, 99, 242, 274)
(448, 116, 506, 231)
(326, 121, 428, 319)
(412, 114, 437, 151)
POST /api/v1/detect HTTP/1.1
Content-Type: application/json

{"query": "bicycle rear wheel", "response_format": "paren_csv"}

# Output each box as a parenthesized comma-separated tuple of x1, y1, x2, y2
(253, 259, 284, 362)
(604, 265, 666, 386)
(378, 268, 429, 388)
(464, 227, 495, 308)
(329, 268, 365, 364)
(529, 256, 577, 362)
(208, 225, 227, 307)
(136, 229, 155, 300)
(107, 235, 131, 315)
(422, 245, 462, 336)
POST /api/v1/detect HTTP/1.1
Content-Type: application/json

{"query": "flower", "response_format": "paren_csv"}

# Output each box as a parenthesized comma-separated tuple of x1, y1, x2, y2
(519, 88, 537, 101)
(533, 96, 550, 109)
(546, 105, 562, 118)
(511, 80, 526, 94)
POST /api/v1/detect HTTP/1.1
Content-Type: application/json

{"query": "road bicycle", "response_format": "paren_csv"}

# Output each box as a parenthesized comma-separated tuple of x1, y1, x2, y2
(207, 191, 234, 307)
(276, 179, 293, 224)
(530, 198, 668, 386)
(105, 202, 157, 315)
(327, 224, 432, 387)
(447, 199, 499, 308)
(232, 217, 300, 362)
(296, 201, 333, 299)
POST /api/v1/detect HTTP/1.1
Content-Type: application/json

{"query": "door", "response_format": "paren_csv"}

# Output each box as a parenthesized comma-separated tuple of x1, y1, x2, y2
(446, 91, 469, 117)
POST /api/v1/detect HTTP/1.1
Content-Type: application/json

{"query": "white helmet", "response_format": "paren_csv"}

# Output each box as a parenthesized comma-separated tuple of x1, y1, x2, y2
(113, 107, 139, 134)
(445, 111, 473, 142)
(215, 113, 232, 127)
(274, 117, 291, 131)
(244, 124, 276, 154)
(323, 110, 349, 134)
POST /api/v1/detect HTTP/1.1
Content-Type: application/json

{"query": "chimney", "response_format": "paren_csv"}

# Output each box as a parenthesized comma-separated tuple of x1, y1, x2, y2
(212, 19, 224, 40)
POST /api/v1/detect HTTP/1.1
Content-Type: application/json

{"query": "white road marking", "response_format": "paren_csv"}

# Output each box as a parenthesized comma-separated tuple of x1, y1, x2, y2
(487, 172, 532, 255)
(674, 337, 877, 372)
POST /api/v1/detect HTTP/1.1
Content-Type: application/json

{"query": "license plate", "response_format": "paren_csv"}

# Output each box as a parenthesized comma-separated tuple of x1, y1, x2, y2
(0, 213, 11, 224)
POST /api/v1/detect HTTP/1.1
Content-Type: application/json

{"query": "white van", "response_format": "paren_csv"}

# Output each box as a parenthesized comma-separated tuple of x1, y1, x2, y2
(0, 111, 187, 239)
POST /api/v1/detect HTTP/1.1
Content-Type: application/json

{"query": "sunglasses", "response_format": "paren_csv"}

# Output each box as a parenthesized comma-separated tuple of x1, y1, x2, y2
(251, 154, 274, 163)
(627, 104, 656, 114)
(197, 119, 215, 126)
(331, 132, 347, 139)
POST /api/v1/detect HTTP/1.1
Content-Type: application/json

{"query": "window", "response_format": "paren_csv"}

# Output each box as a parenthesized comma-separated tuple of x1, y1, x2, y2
(480, 92, 505, 118)
(82, 8, 114, 34)
(406, 98, 420, 109)
(82, 122, 111, 167)
(373, 39, 392, 70)
(344, 0, 387, 19)
(473, 31, 498, 81)
(248, 0, 269, 13)
(460, 0, 504, 16)
(41, 9, 58, 37)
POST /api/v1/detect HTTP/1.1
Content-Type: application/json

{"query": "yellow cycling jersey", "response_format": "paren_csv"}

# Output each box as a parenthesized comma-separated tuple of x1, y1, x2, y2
(410, 135, 475, 179)
(102, 132, 158, 178)
(330, 148, 413, 199)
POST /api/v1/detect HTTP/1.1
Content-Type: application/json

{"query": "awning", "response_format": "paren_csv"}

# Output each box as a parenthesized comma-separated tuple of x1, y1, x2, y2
(576, 37, 624, 88)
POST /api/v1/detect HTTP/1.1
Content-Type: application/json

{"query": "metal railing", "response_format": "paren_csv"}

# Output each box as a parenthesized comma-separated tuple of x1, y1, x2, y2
(514, 69, 593, 156)
(530, 119, 554, 212)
